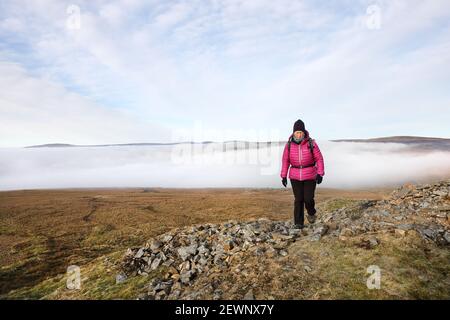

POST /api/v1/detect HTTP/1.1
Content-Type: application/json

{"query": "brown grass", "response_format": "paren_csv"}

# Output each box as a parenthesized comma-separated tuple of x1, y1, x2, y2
(0, 186, 391, 297)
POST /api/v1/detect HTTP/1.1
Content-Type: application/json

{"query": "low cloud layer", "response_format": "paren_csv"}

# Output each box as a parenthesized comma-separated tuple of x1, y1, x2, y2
(1, 142, 449, 191)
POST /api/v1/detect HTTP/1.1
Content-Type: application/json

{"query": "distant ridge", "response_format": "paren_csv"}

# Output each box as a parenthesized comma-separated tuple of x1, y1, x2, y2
(25, 136, 450, 150)
(25, 140, 272, 148)
(25, 141, 216, 148)
(331, 136, 450, 143)
(330, 136, 450, 152)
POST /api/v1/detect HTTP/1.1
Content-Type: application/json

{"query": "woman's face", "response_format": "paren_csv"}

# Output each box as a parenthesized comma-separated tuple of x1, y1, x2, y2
(293, 130, 304, 139)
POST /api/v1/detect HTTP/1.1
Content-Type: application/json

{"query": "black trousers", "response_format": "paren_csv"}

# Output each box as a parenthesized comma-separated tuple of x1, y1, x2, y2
(290, 179, 317, 225)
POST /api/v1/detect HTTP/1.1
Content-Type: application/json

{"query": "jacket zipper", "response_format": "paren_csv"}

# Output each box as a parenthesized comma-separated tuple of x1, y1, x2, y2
(299, 143, 302, 180)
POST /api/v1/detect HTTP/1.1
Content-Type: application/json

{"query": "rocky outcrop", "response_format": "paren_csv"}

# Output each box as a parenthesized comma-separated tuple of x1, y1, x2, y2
(320, 180, 450, 245)
(118, 180, 450, 300)
(119, 218, 304, 299)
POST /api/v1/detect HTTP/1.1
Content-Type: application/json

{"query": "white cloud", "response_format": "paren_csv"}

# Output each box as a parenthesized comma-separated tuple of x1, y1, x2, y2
(0, 61, 171, 147)
(0, 142, 449, 190)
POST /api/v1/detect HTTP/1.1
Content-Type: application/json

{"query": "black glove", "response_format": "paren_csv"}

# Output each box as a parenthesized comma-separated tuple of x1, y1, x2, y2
(316, 174, 323, 184)
(282, 177, 287, 187)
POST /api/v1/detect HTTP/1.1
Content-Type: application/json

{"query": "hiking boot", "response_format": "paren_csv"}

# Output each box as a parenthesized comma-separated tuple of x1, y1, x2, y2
(293, 224, 304, 229)
(307, 214, 316, 224)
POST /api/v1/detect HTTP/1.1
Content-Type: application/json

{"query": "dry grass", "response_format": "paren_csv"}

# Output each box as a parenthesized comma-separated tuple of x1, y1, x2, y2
(0, 186, 390, 298)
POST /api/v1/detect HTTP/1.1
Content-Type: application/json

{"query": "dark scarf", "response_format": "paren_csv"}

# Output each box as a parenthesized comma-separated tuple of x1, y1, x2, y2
(292, 135, 304, 144)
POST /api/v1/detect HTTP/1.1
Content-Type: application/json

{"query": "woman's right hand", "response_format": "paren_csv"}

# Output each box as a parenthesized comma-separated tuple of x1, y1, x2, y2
(282, 177, 287, 187)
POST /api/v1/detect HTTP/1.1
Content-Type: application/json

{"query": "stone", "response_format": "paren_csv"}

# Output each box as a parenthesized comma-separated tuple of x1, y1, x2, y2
(360, 236, 379, 249)
(443, 232, 450, 244)
(223, 240, 234, 251)
(395, 229, 406, 237)
(273, 241, 288, 249)
(255, 247, 265, 256)
(135, 248, 145, 258)
(179, 260, 191, 271)
(150, 257, 162, 270)
(154, 280, 173, 294)
(180, 270, 196, 284)
(177, 244, 198, 261)
(314, 225, 329, 236)
(433, 190, 447, 197)
(304, 265, 312, 273)
(265, 247, 277, 258)
(309, 234, 322, 241)
(340, 228, 353, 237)
(125, 248, 134, 257)
(159, 251, 167, 261)
(115, 273, 127, 284)
(150, 240, 163, 251)
(197, 245, 210, 255)
(161, 234, 173, 243)
(327, 222, 338, 231)
(421, 228, 436, 239)
(243, 289, 255, 300)
(396, 186, 412, 198)
(154, 290, 167, 300)
(288, 229, 302, 236)
(162, 258, 174, 267)
(272, 233, 294, 242)
(368, 237, 379, 247)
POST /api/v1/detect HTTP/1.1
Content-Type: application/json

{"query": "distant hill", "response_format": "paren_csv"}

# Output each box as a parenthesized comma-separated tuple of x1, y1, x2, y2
(24, 141, 216, 148)
(25, 136, 450, 152)
(330, 136, 450, 143)
(330, 136, 450, 152)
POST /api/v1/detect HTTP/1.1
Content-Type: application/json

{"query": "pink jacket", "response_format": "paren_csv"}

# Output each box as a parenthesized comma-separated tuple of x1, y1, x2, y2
(280, 129, 325, 181)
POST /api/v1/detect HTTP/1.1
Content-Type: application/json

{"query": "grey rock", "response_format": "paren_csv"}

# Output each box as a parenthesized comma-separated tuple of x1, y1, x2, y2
(279, 250, 288, 257)
(177, 244, 198, 261)
(422, 228, 437, 239)
(154, 280, 173, 294)
(150, 257, 162, 270)
(243, 289, 255, 300)
(115, 273, 127, 284)
(161, 234, 173, 243)
(134, 248, 145, 258)
(368, 237, 379, 247)
(309, 234, 322, 241)
(162, 258, 174, 267)
(433, 190, 447, 197)
(443, 232, 450, 244)
(180, 270, 196, 284)
(150, 240, 163, 251)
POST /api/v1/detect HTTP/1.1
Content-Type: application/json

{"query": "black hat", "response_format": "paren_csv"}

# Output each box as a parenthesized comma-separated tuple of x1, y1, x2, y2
(293, 119, 305, 133)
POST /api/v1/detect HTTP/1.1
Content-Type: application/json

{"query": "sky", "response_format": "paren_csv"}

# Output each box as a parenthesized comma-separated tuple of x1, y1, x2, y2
(1, 0, 450, 148)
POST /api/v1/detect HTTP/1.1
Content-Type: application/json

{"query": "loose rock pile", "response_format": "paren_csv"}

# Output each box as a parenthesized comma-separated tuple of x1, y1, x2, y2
(317, 180, 450, 245)
(120, 218, 305, 299)
(119, 179, 450, 299)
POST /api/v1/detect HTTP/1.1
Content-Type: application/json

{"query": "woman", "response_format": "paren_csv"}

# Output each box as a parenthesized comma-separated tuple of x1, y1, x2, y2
(280, 119, 325, 229)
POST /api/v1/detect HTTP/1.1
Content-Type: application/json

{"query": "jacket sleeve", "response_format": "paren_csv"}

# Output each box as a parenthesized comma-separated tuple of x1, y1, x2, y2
(280, 143, 290, 178)
(313, 140, 325, 176)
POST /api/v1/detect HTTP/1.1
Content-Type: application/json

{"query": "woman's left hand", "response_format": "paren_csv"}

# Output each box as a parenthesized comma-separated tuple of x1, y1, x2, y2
(316, 174, 323, 184)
